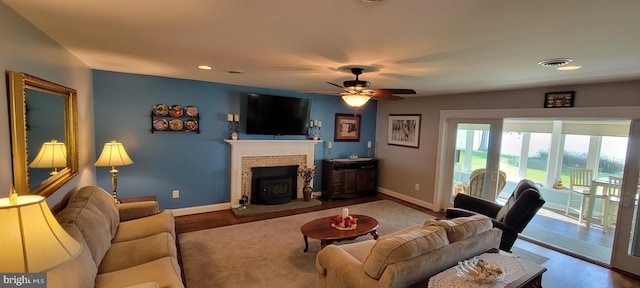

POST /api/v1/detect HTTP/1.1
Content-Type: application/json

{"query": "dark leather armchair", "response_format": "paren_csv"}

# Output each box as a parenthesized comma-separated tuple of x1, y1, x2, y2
(446, 179, 545, 251)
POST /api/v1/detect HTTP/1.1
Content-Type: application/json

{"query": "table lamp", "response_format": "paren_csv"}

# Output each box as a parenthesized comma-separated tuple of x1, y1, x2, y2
(94, 140, 133, 203)
(0, 192, 82, 272)
(28, 139, 67, 175)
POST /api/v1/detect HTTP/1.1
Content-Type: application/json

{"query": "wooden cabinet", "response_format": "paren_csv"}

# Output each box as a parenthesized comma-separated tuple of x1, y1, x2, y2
(322, 159, 378, 201)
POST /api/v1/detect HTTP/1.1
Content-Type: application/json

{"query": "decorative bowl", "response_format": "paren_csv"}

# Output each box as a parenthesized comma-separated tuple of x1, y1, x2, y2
(455, 257, 505, 284)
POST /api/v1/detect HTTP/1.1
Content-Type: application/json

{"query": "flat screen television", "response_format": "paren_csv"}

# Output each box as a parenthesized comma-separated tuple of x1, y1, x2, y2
(246, 93, 311, 135)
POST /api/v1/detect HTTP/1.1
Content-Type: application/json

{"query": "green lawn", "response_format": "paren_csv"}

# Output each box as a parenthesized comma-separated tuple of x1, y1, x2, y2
(458, 151, 620, 185)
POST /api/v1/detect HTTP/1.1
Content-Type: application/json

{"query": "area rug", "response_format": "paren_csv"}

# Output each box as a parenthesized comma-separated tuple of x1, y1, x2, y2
(179, 200, 435, 288)
(231, 198, 322, 217)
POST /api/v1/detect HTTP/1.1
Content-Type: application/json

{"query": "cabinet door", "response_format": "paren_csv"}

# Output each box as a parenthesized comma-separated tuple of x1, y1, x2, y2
(366, 168, 377, 191)
(331, 172, 343, 194)
(355, 169, 369, 192)
(343, 170, 357, 193)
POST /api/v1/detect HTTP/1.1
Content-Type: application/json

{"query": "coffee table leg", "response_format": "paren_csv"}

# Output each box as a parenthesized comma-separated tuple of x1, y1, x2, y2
(371, 230, 379, 240)
(303, 235, 309, 252)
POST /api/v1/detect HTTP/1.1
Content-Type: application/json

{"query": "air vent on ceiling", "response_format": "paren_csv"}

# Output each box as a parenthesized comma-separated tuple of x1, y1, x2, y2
(538, 58, 573, 68)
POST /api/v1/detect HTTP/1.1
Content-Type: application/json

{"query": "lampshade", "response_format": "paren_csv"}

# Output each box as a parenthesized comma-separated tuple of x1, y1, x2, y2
(341, 94, 371, 108)
(29, 139, 67, 175)
(94, 140, 134, 168)
(0, 195, 82, 272)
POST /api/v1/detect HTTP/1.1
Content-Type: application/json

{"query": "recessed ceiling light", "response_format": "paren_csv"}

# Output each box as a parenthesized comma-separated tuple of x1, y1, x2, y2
(198, 65, 213, 70)
(538, 58, 573, 68)
(557, 65, 582, 71)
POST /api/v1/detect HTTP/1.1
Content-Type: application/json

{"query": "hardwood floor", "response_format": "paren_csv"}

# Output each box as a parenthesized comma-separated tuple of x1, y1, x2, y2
(174, 194, 640, 287)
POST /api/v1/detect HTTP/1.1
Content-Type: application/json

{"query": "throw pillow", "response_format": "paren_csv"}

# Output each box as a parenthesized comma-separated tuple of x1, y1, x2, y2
(425, 214, 492, 243)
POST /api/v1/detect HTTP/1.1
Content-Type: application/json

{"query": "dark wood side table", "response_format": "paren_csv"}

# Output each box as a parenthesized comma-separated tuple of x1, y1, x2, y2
(300, 214, 379, 252)
(409, 248, 546, 288)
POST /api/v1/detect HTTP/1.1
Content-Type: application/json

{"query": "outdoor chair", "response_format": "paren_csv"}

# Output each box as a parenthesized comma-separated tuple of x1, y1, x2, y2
(564, 168, 595, 223)
(604, 176, 623, 232)
(446, 179, 545, 251)
(467, 168, 507, 198)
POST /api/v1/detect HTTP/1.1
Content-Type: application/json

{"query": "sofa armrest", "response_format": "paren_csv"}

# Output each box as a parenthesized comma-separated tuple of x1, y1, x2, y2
(118, 201, 159, 221)
(451, 194, 502, 217)
(316, 245, 378, 287)
(124, 282, 159, 288)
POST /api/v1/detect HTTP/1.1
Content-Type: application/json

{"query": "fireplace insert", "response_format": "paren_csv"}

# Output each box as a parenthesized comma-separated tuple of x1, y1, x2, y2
(251, 165, 298, 205)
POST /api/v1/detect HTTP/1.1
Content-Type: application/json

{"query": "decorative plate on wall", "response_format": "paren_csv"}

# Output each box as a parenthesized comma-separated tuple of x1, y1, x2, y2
(185, 119, 198, 131)
(153, 118, 168, 130)
(152, 104, 169, 116)
(185, 106, 199, 117)
(169, 105, 183, 117)
(169, 119, 184, 131)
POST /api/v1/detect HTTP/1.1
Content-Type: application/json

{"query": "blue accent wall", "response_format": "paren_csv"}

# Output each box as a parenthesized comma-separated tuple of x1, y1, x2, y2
(92, 70, 377, 209)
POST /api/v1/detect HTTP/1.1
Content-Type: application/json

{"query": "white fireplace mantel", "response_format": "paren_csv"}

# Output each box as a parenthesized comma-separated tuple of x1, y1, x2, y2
(225, 140, 321, 207)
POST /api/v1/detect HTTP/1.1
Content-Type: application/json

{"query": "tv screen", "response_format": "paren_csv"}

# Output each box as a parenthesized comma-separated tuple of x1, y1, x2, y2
(246, 93, 311, 135)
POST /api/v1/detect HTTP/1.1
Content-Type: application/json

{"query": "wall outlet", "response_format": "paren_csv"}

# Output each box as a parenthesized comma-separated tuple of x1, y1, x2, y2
(172, 189, 180, 199)
(414, 184, 420, 191)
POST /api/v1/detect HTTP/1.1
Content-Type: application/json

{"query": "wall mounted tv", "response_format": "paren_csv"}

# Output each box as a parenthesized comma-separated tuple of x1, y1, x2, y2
(246, 93, 311, 135)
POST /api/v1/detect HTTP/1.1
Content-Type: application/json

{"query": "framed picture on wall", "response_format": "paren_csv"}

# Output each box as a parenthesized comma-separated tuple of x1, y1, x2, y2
(334, 113, 361, 141)
(388, 114, 421, 148)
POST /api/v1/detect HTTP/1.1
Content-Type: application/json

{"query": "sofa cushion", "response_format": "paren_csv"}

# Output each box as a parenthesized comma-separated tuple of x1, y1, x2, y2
(46, 223, 97, 288)
(99, 232, 177, 274)
(55, 186, 119, 267)
(363, 225, 448, 279)
(425, 214, 492, 243)
(95, 257, 183, 288)
(113, 210, 176, 243)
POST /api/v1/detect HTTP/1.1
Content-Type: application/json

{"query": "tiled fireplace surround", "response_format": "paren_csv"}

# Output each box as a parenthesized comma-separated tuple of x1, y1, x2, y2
(225, 140, 321, 208)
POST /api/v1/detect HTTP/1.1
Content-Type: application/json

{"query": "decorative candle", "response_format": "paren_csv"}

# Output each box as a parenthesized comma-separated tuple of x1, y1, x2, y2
(227, 113, 233, 122)
(342, 208, 349, 219)
(317, 121, 322, 128)
(310, 120, 314, 127)
(9, 184, 17, 205)
(328, 141, 332, 149)
(314, 120, 319, 127)
(234, 114, 240, 122)
(367, 141, 372, 148)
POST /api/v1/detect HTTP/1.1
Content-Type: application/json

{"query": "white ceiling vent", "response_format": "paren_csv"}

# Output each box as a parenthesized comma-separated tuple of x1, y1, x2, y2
(538, 58, 573, 68)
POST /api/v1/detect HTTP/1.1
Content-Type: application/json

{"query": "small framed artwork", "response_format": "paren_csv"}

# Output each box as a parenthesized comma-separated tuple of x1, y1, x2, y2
(544, 91, 575, 108)
(388, 114, 421, 148)
(334, 113, 361, 141)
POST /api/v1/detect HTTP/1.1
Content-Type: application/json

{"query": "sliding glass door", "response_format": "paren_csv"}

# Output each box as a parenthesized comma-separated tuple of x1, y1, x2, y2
(611, 120, 640, 275)
(440, 119, 503, 209)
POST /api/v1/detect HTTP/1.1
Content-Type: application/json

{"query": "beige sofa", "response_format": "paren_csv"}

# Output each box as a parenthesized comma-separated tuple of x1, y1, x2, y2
(47, 186, 184, 288)
(316, 215, 502, 288)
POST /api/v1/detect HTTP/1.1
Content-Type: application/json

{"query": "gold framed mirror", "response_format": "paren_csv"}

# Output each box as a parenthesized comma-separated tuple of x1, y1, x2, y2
(8, 71, 79, 197)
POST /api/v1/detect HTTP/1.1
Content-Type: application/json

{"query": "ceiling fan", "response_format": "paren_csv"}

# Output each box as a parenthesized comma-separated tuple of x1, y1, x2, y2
(327, 67, 417, 107)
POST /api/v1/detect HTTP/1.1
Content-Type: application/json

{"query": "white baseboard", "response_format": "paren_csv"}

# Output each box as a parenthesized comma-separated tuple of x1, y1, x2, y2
(170, 189, 437, 217)
(377, 187, 438, 212)
(171, 202, 230, 217)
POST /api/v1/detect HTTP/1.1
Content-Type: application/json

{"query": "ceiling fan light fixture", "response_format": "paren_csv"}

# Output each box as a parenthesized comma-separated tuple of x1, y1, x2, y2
(341, 94, 371, 107)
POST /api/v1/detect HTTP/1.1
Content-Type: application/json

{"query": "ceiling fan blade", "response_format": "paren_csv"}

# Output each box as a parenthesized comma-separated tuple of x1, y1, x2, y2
(377, 88, 417, 95)
(326, 81, 344, 89)
(369, 90, 405, 101)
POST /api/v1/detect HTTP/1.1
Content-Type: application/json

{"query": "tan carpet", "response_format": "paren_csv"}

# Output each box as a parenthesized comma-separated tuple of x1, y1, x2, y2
(178, 199, 436, 288)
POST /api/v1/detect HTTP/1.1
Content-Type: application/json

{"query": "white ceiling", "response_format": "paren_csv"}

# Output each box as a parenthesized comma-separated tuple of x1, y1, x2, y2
(5, 0, 640, 97)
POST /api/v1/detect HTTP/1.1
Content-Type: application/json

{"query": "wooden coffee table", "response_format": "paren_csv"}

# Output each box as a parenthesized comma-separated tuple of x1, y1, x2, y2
(300, 214, 379, 252)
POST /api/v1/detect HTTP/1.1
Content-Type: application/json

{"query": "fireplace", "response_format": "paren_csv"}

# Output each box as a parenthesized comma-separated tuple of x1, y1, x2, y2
(251, 165, 298, 205)
(225, 140, 321, 208)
